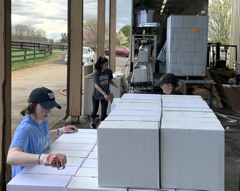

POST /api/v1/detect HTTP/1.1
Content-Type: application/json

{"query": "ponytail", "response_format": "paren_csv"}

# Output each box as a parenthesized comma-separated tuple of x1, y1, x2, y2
(20, 103, 37, 116)
(175, 80, 187, 95)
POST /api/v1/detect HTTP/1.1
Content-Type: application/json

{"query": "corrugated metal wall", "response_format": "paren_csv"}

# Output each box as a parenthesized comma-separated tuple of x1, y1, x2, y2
(230, 0, 240, 69)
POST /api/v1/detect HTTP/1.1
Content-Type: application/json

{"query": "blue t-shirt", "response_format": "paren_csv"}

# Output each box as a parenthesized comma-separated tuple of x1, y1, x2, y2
(9, 114, 51, 178)
(92, 69, 113, 100)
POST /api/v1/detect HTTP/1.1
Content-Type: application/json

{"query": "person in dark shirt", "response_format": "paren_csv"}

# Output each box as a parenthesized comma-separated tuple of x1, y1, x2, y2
(90, 56, 123, 129)
(154, 73, 185, 95)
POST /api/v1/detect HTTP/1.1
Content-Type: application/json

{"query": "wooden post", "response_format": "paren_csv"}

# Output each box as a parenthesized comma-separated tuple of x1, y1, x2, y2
(109, 0, 116, 72)
(0, 0, 12, 189)
(230, 0, 240, 68)
(24, 50, 27, 60)
(68, 0, 83, 123)
(97, 0, 105, 58)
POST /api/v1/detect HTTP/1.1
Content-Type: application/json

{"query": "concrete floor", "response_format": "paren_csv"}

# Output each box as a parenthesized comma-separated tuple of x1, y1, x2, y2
(11, 53, 240, 190)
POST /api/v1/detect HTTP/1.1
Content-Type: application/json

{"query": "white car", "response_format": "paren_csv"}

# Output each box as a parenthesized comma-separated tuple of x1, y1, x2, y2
(65, 47, 96, 64)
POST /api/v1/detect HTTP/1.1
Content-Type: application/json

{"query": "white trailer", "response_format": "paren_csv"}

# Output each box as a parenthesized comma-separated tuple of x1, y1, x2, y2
(128, 0, 214, 93)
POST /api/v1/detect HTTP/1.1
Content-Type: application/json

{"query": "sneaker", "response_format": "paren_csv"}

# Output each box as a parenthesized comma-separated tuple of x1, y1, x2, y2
(89, 123, 97, 129)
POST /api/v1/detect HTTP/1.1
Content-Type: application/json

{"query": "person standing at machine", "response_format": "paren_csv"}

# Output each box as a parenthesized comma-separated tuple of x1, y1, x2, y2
(154, 73, 186, 95)
(89, 56, 123, 129)
(6, 87, 78, 178)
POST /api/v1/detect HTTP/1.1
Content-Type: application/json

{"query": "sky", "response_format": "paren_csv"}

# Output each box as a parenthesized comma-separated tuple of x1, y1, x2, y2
(11, 0, 132, 41)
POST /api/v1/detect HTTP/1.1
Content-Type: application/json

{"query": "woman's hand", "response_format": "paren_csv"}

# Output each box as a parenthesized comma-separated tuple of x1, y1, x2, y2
(39, 153, 67, 169)
(57, 125, 78, 135)
(63, 125, 78, 133)
(104, 94, 109, 101)
(118, 86, 123, 92)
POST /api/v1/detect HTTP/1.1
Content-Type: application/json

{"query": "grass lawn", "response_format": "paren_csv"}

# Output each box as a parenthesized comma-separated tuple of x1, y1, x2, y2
(11, 51, 58, 71)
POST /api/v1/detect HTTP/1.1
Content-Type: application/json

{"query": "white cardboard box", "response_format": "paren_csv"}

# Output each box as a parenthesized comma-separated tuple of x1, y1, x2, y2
(163, 111, 216, 118)
(55, 137, 97, 144)
(115, 101, 160, 107)
(82, 158, 98, 168)
(183, 15, 196, 28)
(161, 121, 224, 190)
(20, 165, 79, 176)
(166, 15, 208, 76)
(88, 151, 98, 159)
(44, 149, 91, 158)
(129, 189, 175, 191)
(75, 168, 98, 177)
(109, 108, 161, 117)
(163, 107, 212, 112)
(117, 99, 161, 104)
(162, 101, 209, 109)
(162, 95, 202, 100)
(196, 16, 209, 28)
(121, 93, 161, 100)
(60, 132, 97, 139)
(98, 121, 160, 188)
(114, 102, 161, 111)
(167, 15, 183, 28)
(105, 115, 160, 122)
(65, 157, 85, 167)
(111, 98, 121, 111)
(67, 177, 127, 191)
(138, 10, 154, 23)
(162, 116, 220, 123)
(7, 174, 72, 191)
(50, 142, 95, 151)
(133, 65, 148, 82)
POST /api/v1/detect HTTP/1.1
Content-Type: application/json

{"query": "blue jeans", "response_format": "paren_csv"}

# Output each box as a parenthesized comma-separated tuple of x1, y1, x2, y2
(90, 96, 108, 121)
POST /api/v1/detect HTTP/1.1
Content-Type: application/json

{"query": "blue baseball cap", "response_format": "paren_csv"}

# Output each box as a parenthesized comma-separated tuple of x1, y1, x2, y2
(28, 87, 61, 109)
(154, 73, 178, 87)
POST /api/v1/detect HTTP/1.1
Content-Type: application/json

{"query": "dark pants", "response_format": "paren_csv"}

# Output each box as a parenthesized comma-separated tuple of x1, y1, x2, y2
(90, 96, 108, 121)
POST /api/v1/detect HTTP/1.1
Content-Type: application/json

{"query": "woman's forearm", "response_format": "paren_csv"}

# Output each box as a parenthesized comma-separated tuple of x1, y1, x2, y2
(7, 148, 39, 166)
(110, 80, 119, 89)
(95, 84, 107, 96)
(50, 129, 58, 138)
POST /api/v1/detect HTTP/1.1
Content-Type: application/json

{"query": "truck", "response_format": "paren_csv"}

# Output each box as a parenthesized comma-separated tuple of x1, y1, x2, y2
(127, 0, 215, 94)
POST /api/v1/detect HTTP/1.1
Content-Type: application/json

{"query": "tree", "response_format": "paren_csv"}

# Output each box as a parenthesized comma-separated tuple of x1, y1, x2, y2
(83, 31, 97, 47)
(12, 24, 48, 42)
(83, 18, 109, 48)
(208, 0, 231, 44)
(59, 33, 68, 43)
(119, 25, 130, 40)
(116, 31, 128, 46)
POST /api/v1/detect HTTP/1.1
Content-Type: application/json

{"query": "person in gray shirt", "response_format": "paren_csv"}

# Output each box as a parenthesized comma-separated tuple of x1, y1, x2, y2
(90, 56, 123, 129)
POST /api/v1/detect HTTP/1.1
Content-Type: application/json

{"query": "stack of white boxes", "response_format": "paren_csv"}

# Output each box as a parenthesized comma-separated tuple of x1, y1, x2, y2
(161, 95, 224, 190)
(7, 130, 127, 191)
(166, 15, 208, 76)
(98, 93, 162, 188)
(137, 9, 155, 23)
(98, 93, 225, 191)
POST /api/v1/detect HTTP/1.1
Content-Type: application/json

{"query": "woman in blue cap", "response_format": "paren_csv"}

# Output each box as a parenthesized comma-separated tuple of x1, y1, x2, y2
(154, 73, 186, 95)
(7, 87, 78, 178)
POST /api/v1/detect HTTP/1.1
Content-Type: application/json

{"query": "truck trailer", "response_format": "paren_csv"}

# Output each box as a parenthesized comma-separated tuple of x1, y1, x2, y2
(128, 0, 215, 93)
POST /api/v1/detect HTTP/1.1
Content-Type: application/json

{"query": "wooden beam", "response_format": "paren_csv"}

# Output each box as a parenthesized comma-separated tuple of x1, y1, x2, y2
(0, 0, 12, 189)
(0, 0, 4, 186)
(230, 0, 240, 69)
(109, 0, 116, 72)
(97, 0, 105, 58)
(68, 0, 83, 123)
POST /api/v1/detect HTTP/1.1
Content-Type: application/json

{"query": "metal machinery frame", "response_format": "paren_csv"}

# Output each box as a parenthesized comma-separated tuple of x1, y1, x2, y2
(129, 34, 157, 92)
(131, 34, 157, 70)
(207, 43, 238, 84)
